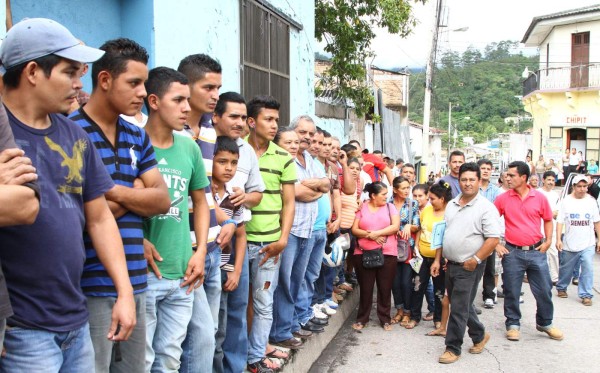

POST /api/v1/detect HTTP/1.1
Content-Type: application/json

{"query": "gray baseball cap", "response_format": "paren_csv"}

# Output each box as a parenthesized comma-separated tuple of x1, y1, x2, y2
(0, 18, 104, 74)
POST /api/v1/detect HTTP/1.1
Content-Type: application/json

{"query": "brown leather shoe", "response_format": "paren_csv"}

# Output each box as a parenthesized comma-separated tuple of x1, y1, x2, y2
(557, 290, 568, 298)
(270, 337, 303, 350)
(506, 329, 520, 341)
(293, 329, 313, 339)
(582, 298, 592, 306)
(469, 333, 490, 354)
(536, 325, 564, 341)
(438, 350, 460, 364)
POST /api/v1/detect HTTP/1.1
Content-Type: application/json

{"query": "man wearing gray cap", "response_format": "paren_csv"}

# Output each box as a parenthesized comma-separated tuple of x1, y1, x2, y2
(0, 18, 136, 371)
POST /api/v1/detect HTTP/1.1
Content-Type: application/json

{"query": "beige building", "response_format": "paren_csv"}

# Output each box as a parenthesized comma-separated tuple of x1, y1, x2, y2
(521, 5, 600, 165)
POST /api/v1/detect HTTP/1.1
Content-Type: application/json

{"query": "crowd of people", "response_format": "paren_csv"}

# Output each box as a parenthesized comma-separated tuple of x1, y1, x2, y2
(0, 17, 598, 373)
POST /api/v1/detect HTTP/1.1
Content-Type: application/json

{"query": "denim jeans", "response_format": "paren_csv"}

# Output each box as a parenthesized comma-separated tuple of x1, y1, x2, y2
(426, 279, 435, 313)
(145, 273, 193, 372)
(248, 242, 281, 364)
(313, 265, 338, 305)
(87, 293, 146, 373)
(502, 245, 554, 329)
(392, 262, 414, 313)
(410, 257, 445, 322)
(0, 322, 94, 372)
(445, 262, 486, 356)
(557, 246, 595, 299)
(296, 229, 327, 327)
(270, 233, 312, 342)
(180, 278, 216, 372)
(221, 244, 250, 373)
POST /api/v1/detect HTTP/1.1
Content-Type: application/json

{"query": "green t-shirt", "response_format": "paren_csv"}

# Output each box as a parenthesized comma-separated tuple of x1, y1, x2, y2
(245, 140, 297, 242)
(143, 135, 209, 279)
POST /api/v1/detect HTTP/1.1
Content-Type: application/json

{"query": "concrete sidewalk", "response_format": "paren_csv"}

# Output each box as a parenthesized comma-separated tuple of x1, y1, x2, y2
(308, 252, 600, 372)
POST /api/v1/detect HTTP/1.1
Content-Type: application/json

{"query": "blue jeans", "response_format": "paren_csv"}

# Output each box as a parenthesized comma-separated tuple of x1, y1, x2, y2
(557, 247, 595, 299)
(270, 234, 312, 342)
(180, 253, 218, 373)
(296, 229, 327, 327)
(502, 246, 554, 329)
(392, 262, 414, 313)
(313, 265, 338, 305)
(0, 322, 94, 372)
(221, 245, 250, 373)
(426, 278, 435, 313)
(145, 273, 193, 372)
(248, 242, 281, 364)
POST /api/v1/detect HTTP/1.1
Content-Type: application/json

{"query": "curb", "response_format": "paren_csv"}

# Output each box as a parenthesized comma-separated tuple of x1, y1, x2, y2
(282, 289, 360, 373)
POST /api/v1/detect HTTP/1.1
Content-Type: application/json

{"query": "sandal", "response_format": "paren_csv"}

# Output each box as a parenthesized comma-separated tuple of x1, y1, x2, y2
(426, 328, 446, 337)
(400, 315, 410, 327)
(266, 348, 289, 360)
(264, 357, 281, 371)
(404, 320, 418, 329)
(352, 322, 366, 331)
(338, 282, 354, 292)
(423, 312, 434, 321)
(382, 323, 393, 331)
(390, 309, 403, 325)
(434, 321, 442, 329)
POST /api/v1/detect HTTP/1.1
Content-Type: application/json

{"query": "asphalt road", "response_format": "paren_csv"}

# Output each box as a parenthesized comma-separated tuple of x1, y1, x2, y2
(310, 252, 600, 373)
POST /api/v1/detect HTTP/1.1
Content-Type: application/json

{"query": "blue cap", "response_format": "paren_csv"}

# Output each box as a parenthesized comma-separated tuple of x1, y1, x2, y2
(0, 18, 104, 74)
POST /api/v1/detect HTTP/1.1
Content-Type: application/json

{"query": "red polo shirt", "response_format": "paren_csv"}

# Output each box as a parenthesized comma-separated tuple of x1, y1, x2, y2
(494, 186, 552, 246)
(362, 153, 387, 182)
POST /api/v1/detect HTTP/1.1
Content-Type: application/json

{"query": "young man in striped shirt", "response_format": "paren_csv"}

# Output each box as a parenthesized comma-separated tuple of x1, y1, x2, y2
(69, 38, 170, 372)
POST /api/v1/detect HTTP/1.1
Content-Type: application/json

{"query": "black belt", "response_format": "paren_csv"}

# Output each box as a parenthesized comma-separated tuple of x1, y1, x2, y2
(506, 240, 543, 251)
(247, 241, 274, 246)
(447, 260, 463, 266)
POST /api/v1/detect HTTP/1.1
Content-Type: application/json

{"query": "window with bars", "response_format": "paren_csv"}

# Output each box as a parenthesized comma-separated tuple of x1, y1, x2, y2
(240, 0, 291, 126)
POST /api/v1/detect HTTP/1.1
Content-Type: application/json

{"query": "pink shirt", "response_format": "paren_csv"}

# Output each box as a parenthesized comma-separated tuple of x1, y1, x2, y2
(355, 203, 398, 256)
(494, 186, 552, 246)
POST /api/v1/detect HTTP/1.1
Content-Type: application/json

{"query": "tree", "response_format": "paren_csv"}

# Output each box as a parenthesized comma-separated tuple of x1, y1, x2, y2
(315, 0, 424, 117)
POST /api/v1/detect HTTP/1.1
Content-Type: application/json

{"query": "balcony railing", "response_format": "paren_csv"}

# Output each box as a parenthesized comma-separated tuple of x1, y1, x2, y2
(522, 64, 600, 97)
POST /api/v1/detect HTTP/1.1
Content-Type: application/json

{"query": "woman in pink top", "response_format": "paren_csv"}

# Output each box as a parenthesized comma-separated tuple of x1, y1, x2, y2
(351, 182, 400, 331)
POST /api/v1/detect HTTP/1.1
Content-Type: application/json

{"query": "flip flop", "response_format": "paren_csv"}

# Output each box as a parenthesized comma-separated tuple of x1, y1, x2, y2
(426, 328, 446, 337)
(352, 322, 366, 331)
(404, 320, 418, 329)
(382, 323, 393, 331)
(266, 348, 289, 360)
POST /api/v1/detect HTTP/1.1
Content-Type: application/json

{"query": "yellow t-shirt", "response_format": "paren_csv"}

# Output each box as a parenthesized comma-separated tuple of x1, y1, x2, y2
(418, 204, 445, 258)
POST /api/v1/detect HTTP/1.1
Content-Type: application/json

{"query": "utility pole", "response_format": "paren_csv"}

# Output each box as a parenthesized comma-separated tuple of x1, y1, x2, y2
(421, 0, 443, 183)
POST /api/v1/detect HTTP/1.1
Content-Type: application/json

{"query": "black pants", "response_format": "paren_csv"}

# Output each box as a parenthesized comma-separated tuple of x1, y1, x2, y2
(410, 257, 445, 322)
(481, 254, 496, 301)
(445, 262, 486, 355)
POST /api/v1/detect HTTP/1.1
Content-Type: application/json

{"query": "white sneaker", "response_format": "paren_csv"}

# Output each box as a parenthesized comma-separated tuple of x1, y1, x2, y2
(319, 303, 337, 316)
(519, 296, 524, 304)
(312, 304, 328, 319)
(484, 298, 494, 309)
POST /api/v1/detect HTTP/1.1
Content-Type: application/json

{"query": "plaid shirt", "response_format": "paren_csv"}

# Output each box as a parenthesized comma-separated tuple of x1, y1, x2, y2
(291, 150, 326, 238)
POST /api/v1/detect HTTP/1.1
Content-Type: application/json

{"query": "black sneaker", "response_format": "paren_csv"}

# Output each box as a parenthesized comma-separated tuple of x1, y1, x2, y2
(247, 358, 274, 373)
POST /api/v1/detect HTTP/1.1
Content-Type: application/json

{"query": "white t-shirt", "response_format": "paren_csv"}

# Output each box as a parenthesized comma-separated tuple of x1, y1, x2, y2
(557, 194, 600, 252)
(569, 153, 581, 166)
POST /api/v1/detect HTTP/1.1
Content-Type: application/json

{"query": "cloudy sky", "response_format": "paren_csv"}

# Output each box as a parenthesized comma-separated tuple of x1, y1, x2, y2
(369, 0, 600, 69)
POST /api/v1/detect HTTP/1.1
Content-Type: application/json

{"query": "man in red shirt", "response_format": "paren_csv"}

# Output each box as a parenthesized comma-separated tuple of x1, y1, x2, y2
(347, 140, 393, 185)
(494, 161, 563, 342)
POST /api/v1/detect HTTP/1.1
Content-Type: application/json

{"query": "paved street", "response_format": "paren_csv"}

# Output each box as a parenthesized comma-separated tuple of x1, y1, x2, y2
(310, 253, 600, 373)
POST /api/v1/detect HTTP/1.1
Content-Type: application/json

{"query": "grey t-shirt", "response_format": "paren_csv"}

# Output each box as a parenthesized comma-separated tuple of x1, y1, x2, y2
(443, 193, 501, 263)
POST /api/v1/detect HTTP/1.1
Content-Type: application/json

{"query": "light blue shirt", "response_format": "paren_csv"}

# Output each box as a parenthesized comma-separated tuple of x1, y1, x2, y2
(291, 150, 325, 238)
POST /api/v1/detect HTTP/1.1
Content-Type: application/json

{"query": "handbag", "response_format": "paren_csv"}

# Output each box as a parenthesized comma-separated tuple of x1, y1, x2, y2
(361, 203, 392, 269)
(362, 247, 384, 268)
(397, 199, 414, 262)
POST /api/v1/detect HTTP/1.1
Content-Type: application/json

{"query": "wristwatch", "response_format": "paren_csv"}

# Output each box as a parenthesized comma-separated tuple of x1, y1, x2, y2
(472, 255, 482, 264)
